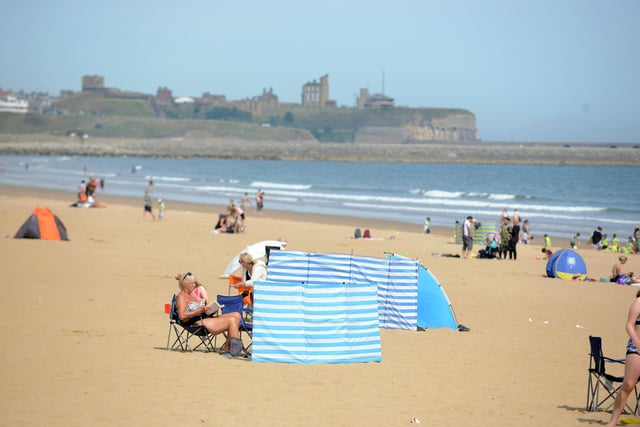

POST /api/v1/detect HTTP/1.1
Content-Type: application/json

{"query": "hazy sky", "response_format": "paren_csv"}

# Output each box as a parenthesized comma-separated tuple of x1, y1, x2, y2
(2, 0, 639, 143)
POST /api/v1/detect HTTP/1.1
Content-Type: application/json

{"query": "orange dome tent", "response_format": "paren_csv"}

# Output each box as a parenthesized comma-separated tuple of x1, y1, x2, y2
(14, 206, 69, 241)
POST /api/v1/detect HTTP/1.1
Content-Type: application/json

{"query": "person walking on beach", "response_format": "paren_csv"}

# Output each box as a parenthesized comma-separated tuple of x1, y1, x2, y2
(143, 189, 156, 221)
(605, 289, 640, 427)
(462, 216, 474, 259)
(240, 192, 253, 215)
(255, 189, 264, 216)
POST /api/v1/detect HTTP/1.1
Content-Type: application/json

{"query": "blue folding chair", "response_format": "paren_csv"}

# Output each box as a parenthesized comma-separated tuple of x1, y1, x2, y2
(166, 294, 216, 352)
(216, 294, 253, 352)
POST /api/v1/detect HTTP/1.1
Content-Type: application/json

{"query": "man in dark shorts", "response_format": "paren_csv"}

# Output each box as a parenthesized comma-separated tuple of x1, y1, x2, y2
(143, 190, 156, 221)
(462, 216, 474, 259)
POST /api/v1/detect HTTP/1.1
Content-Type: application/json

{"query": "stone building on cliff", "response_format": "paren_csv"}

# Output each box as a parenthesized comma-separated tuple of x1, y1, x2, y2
(82, 75, 105, 92)
(356, 88, 395, 108)
(301, 74, 336, 108)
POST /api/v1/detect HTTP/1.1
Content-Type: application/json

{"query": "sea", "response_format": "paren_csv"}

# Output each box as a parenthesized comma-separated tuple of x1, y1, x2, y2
(0, 154, 638, 241)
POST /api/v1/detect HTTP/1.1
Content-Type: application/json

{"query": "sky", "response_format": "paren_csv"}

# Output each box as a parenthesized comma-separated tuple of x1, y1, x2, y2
(1, 0, 639, 143)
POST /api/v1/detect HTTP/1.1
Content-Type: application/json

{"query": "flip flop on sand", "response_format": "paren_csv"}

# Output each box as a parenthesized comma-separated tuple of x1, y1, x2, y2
(621, 418, 640, 424)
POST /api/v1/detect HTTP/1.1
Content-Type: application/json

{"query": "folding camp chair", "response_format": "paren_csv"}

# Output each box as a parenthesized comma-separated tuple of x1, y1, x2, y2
(587, 335, 640, 414)
(216, 294, 253, 352)
(166, 294, 216, 352)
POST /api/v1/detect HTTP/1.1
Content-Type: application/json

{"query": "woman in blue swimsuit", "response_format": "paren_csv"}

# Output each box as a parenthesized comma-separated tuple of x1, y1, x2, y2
(606, 289, 640, 427)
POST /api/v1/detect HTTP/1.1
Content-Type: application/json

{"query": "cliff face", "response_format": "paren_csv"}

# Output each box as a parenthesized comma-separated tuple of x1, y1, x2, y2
(405, 112, 479, 143)
(354, 111, 479, 144)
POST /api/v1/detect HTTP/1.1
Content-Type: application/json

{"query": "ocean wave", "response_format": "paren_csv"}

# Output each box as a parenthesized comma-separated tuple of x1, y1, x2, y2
(149, 175, 190, 182)
(423, 190, 463, 198)
(250, 181, 312, 191)
(236, 187, 605, 213)
(341, 202, 635, 225)
(487, 193, 515, 201)
(420, 189, 524, 201)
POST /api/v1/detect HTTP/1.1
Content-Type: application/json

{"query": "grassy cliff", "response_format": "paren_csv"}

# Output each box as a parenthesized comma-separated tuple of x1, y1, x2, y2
(1, 92, 477, 143)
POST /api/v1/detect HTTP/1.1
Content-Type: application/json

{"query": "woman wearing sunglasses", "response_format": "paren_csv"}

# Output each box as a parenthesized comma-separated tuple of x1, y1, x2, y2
(175, 271, 247, 357)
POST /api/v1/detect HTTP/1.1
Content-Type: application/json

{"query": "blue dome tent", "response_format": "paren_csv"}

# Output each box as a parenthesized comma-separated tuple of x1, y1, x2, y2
(546, 249, 587, 280)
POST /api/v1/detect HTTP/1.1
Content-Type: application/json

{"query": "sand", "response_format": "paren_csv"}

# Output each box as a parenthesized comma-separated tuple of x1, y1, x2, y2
(1, 184, 639, 426)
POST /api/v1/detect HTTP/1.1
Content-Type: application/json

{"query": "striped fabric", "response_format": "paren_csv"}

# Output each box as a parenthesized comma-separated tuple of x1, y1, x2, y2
(252, 280, 381, 364)
(265, 251, 419, 330)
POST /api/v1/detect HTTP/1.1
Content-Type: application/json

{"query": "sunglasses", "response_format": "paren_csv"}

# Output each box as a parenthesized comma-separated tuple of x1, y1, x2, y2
(182, 272, 192, 281)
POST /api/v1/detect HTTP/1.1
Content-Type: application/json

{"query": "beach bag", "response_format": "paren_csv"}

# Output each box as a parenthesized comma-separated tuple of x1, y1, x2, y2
(229, 337, 244, 357)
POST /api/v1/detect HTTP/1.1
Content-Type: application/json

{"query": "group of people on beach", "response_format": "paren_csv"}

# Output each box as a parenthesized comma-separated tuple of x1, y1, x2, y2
(473, 208, 526, 260)
(72, 175, 105, 208)
(213, 191, 265, 234)
(496, 208, 523, 260)
(213, 198, 247, 233)
(582, 226, 640, 254)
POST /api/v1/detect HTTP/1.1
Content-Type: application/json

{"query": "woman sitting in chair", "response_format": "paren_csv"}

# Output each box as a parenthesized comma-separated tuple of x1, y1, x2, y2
(231, 253, 268, 305)
(175, 271, 246, 355)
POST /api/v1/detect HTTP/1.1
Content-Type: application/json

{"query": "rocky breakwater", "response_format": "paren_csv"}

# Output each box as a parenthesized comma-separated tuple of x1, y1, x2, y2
(0, 135, 638, 165)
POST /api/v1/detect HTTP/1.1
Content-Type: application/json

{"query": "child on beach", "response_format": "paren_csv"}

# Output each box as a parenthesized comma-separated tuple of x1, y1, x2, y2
(158, 198, 166, 220)
(611, 234, 619, 253)
(570, 233, 580, 249)
(544, 234, 552, 249)
(521, 219, 531, 244)
(423, 217, 431, 234)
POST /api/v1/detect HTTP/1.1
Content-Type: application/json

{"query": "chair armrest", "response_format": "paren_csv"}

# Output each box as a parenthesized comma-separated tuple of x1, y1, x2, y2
(603, 356, 626, 364)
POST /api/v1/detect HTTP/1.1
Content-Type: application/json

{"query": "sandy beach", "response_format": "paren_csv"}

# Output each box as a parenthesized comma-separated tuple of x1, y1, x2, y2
(1, 184, 638, 426)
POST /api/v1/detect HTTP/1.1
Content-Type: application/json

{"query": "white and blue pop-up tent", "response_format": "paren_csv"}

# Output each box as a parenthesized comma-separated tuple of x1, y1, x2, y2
(251, 251, 459, 364)
(387, 253, 458, 330)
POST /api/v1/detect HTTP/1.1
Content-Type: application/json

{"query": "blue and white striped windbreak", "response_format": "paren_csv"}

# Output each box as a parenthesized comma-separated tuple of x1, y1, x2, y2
(251, 251, 419, 364)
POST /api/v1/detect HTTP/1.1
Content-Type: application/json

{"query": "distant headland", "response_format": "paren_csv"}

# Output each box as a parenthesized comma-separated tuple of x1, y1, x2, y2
(1, 74, 638, 165)
(2, 73, 478, 144)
